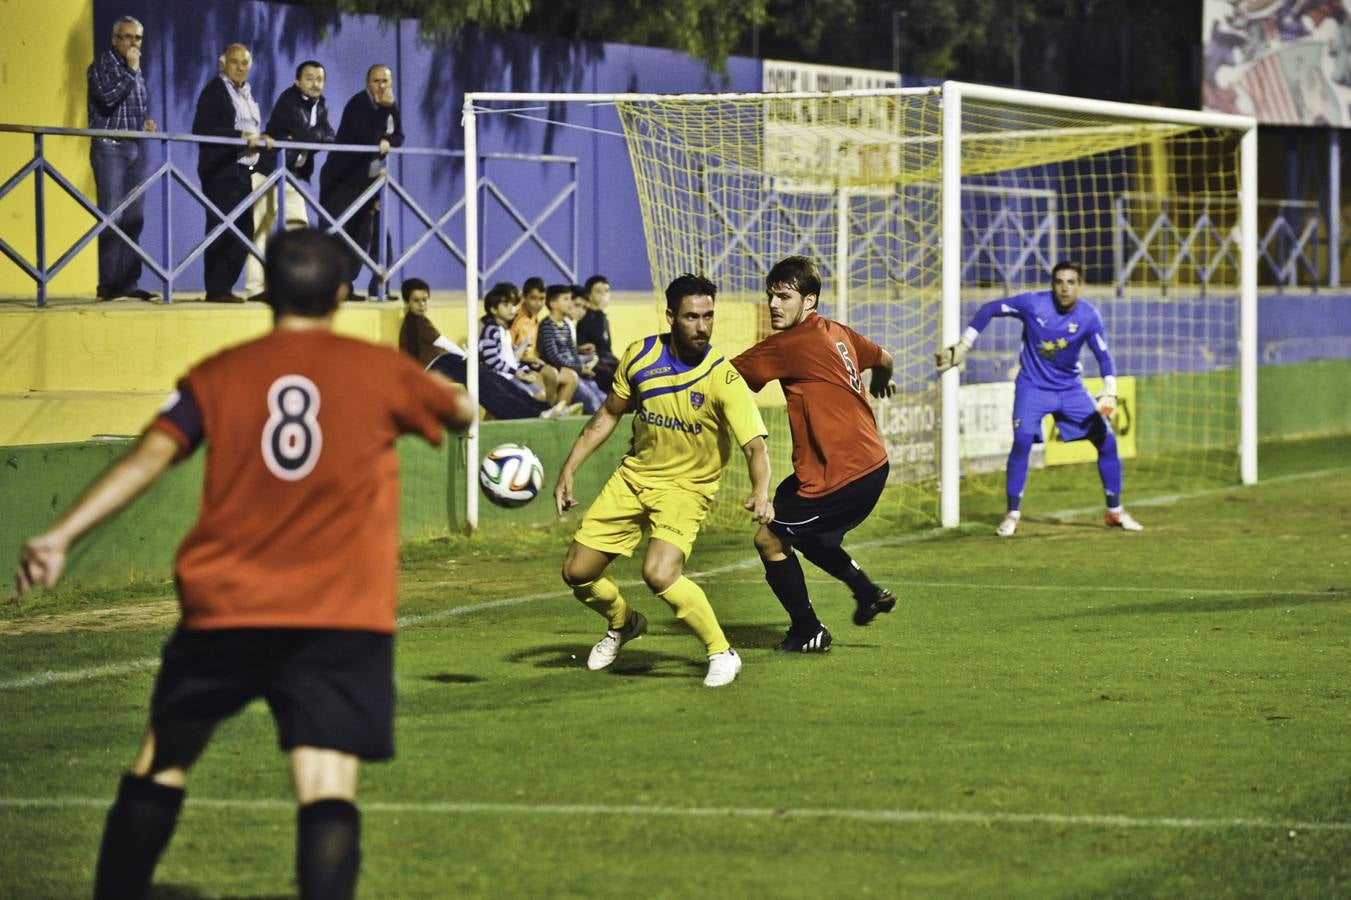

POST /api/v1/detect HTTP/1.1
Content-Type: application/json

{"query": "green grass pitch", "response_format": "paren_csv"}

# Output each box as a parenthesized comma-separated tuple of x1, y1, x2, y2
(1, 436, 1348, 898)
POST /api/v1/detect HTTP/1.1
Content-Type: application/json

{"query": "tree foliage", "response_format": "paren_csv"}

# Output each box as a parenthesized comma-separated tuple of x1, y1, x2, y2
(294, 0, 1199, 105)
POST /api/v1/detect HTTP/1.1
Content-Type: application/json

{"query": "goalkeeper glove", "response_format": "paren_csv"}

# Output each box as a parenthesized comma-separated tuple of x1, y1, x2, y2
(935, 338, 972, 374)
(1096, 393, 1117, 418)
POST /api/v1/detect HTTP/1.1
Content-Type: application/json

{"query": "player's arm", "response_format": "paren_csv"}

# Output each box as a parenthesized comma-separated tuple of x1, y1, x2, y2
(442, 381, 476, 431)
(740, 435, 774, 525)
(1086, 326, 1119, 416)
(13, 429, 178, 600)
(554, 390, 628, 516)
(935, 297, 1021, 373)
(868, 347, 896, 398)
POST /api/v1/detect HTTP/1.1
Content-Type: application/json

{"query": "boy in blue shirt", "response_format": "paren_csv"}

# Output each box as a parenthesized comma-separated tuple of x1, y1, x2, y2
(937, 261, 1143, 536)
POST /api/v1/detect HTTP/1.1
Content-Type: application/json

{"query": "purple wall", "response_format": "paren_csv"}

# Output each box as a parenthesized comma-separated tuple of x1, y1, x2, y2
(92, 1, 760, 291)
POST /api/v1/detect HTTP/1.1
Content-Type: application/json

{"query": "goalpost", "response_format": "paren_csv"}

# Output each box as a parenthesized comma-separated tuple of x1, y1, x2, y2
(462, 83, 1257, 531)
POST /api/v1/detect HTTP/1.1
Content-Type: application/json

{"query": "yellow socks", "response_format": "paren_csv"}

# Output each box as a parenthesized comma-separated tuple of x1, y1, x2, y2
(657, 576, 730, 656)
(572, 576, 628, 630)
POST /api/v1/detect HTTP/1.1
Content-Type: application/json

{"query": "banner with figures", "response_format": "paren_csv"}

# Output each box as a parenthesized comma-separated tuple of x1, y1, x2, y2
(1203, 0, 1351, 126)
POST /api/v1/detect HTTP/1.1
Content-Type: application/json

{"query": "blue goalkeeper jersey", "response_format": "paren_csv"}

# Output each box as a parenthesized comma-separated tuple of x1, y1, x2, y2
(968, 291, 1115, 391)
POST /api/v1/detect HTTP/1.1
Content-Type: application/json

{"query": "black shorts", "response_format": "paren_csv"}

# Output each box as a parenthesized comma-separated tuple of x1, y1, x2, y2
(150, 628, 395, 761)
(769, 462, 889, 548)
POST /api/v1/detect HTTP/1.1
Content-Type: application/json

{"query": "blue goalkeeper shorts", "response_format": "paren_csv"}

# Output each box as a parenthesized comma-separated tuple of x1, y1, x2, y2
(1012, 381, 1102, 442)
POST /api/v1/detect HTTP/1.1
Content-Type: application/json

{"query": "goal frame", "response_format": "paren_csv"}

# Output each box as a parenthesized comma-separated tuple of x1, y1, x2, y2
(461, 82, 1258, 531)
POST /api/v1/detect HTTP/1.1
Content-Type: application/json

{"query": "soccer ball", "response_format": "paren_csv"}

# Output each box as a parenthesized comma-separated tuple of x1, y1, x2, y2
(479, 443, 544, 508)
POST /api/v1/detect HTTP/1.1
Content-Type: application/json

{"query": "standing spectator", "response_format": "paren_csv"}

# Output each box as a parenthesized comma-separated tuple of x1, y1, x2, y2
(86, 15, 158, 301)
(935, 261, 1143, 536)
(553, 274, 773, 688)
(732, 256, 898, 652)
(245, 60, 335, 302)
(192, 44, 272, 303)
(320, 64, 403, 300)
(576, 274, 618, 392)
(12, 230, 473, 899)
(512, 275, 576, 407)
(539, 284, 606, 414)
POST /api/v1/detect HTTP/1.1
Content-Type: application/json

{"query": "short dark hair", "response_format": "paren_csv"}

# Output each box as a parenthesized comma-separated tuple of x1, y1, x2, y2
(366, 63, 391, 80)
(401, 278, 430, 301)
(570, 284, 586, 299)
(264, 230, 346, 318)
(483, 282, 517, 313)
(295, 60, 324, 80)
(1051, 260, 1083, 281)
(765, 256, 821, 300)
(522, 276, 545, 295)
(664, 274, 716, 314)
(584, 274, 609, 294)
(545, 284, 573, 307)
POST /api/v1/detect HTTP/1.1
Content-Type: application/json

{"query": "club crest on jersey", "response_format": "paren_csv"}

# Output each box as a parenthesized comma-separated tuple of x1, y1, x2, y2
(1068, 322, 1079, 333)
(690, 391, 705, 409)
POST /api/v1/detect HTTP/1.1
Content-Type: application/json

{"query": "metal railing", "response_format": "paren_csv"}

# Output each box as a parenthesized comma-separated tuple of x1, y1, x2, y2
(0, 124, 578, 305)
(1112, 192, 1324, 295)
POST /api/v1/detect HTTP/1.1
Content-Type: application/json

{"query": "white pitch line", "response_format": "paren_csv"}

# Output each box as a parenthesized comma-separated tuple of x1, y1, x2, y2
(0, 796, 1347, 833)
(4, 465, 1347, 693)
(0, 656, 160, 691)
(709, 578, 1345, 597)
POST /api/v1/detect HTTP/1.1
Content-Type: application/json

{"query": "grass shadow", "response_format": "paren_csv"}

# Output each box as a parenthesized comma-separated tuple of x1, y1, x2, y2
(421, 673, 485, 684)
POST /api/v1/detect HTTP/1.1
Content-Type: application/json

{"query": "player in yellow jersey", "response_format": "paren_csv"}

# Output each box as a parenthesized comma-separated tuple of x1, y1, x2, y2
(554, 274, 774, 687)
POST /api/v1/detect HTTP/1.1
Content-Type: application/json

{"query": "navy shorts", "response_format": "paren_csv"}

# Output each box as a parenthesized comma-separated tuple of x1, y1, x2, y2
(150, 628, 395, 761)
(768, 462, 889, 548)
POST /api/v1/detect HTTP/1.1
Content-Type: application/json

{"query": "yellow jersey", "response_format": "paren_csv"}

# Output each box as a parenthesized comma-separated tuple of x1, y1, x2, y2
(612, 334, 767, 497)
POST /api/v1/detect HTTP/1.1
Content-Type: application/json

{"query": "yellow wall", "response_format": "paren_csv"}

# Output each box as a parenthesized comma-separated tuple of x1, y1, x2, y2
(0, 290, 781, 446)
(0, 302, 404, 393)
(0, 302, 405, 445)
(0, 0, 97, 295)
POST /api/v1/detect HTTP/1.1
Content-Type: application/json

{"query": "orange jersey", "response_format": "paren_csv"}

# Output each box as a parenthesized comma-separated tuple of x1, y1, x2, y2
(148, 329, 464, 633)
(732, 315, 887, 497)
(509, 309, 541, 363)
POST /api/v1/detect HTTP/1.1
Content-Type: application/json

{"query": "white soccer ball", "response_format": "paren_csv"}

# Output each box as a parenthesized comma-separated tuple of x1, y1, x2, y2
(479, 443, 544, 508)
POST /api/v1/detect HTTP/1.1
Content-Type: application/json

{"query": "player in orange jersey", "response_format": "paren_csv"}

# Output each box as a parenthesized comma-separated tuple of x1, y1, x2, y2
(13, 229, 473, 900)
(733, 256, 898, 653)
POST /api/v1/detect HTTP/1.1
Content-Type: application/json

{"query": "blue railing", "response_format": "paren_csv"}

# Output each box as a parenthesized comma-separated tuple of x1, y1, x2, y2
(0, 124, 578, 305)
(1112, 192, 1324, 295)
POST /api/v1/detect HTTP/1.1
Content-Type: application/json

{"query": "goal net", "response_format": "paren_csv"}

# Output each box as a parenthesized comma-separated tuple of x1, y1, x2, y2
(614, 85, 1255, 529)
(463, 84, 1256, 531)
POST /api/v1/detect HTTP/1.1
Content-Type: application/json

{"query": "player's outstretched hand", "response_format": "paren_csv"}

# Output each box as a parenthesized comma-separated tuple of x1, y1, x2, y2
(869, 378, 895, 399)
(554, 471, 578, 517)
(1096, 393, 1117, 418)
(13, 534, 67, 603)
(935, 339, 971, 374)
(744, 492, 774, 526)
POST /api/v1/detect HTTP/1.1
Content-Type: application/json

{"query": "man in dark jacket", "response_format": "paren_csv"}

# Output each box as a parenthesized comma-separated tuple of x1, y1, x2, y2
(319, 63, 404, 299)
(245, 60, 335, 301)
(192, 43, 272, 302)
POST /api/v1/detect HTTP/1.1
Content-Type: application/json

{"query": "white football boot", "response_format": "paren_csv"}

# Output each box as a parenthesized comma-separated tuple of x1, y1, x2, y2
(703, 648, 742, 687)
(587, 611, 648, 670)
(1105, 509, 1144, 531)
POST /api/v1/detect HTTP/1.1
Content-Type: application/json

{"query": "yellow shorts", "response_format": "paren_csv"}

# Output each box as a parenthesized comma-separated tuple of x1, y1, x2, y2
(574, 470, 712, 559)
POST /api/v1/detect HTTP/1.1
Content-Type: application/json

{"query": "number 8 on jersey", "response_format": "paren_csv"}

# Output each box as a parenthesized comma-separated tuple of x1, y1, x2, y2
(262, 375, 323, 481)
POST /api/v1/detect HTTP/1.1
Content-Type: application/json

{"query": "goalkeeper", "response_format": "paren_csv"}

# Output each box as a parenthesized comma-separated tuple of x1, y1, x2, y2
(935, 261, 1143, 536)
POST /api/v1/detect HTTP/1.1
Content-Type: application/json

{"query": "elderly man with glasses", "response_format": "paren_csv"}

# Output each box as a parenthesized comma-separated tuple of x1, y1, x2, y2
(86, 15, 159, 302)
